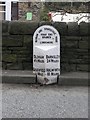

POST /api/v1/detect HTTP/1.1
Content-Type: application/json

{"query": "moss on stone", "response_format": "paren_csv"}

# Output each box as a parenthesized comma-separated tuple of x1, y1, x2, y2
(2, 54, 17, 63)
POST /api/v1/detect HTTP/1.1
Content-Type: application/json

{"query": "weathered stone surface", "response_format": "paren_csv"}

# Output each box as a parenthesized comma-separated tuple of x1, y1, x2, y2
(79, 22, 88, 36)
(17, 54, 29, 61)
(79, 40, 88, 49)
(2, 50, 11, 54)
(81, 36, 89, 41)
(61, 39, 78, 48)
(61, 48, 78, 58)
(88, 23, 90, 36)
(77, 64, 88, 71)
(7, 47, 27, 51)
(52, 22, 68, 36)
(61, 63, 76, 73)
(69, 58, 88, 64)
(65, 36, 81, 40)
(2, 54, 17, 63)
(23, 35, 33, 48)
(68, 22, 79, 36)
(9, 21, 39, 35)
(2, 21, 89, 72)
(7, 62, 23, 70)
(2, 35, 23, 46)
(39, 21, 52, 26)
(12, 50, 31, 56)
(0, 52, 2, 62)
(2, 62, 7, 70)
(22, 62, 33, 70)
(2, 21, 9, 34)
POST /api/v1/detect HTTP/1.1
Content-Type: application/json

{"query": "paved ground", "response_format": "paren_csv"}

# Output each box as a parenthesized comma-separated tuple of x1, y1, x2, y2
(2, 84, 88, 118)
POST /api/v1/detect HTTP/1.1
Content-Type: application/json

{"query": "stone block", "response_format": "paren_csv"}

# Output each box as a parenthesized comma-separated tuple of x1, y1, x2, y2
(17, 54, 28, 62)
(7, 62, 23, 70)
(39, 21, 52, 26)
(7, 47, 27, 51)
(17, 54, 32, 62)
(77, 64, 88, 71)
(61, 39, 78, 48)
(22, 62, 33, 70)
(2, 50, 11, 54)
(9, 21, 39, 35)
(81, 36, 89, 41)
(23, 35, 33, 47)
(2, 35, 23, 47)
(79, 40, 88, 49)
(88, 23, 90, 36)
(61, 63, 76, 73)
(61, 48, 78, 59)
(2, 62, 7, 70)
(52, 22, 68, 36)
(2, 21, 9, 34)
(68, 22, 79, 36)
(66, 36, 81, 41)
(69, 58, 88, 64)
(77, 49, 88, 61)
(0, 51, 2, 61)
(2, 54, 17, 63)
(76, 49, 88, 54)
(79, 22, 88, 36)
(12, 49, 31, 55)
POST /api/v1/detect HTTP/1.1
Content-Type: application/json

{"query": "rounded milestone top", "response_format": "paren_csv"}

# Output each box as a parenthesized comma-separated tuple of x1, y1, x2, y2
(33, 25, 60, 45)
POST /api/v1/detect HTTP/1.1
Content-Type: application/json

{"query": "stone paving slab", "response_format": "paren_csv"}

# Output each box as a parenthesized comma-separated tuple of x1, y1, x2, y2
(1, 70, 89, 86)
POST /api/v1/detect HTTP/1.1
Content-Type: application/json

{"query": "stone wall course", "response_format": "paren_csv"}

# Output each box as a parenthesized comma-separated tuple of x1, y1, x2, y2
(67, 22, 79, 36)
(2, 21, 89, 72)
(52, 22, 68, 36)
(79, 22, 89, 36)
(9, 21, 39, 35)
(2, 35, 23, 47)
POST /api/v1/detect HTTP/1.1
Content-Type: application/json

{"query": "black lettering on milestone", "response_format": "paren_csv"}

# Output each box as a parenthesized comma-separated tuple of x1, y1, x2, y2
(55, 36, 58, 42)
(39, 29, 42, 33)
(44, 28, 56, 34)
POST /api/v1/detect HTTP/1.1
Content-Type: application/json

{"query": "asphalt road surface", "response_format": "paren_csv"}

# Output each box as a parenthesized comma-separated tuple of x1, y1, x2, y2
(2, 84, 88, 118)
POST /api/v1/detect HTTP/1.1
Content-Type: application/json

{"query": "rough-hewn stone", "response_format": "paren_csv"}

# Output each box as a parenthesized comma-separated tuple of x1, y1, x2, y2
(9, 21, 39, 35)
(39, 21, 52, 26)
(77, 64, 88, 71)
(2, 54, 17, 63)
(79, 22, 88, 36)
(52, 22, 68, 36)
(2, 21, 9, 34)
(2, 35, 23, 47)
(2, 21, 89, 72)
(22, 62, 33, 70)
(6, 62, 23, 70)
(79, 40, 88, 49)
(68, 22, 79, 36)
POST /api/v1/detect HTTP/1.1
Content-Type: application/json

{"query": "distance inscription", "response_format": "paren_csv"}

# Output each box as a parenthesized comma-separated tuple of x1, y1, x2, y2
(33, 55, 60, 63)
(33, 25, 60, 84)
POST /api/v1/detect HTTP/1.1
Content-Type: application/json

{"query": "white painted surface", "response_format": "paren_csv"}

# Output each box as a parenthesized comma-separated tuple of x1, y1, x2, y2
(33, 25, 60, 84)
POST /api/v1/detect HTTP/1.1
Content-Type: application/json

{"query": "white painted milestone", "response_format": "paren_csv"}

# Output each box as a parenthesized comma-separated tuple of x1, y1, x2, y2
(33, 25, 60, 84)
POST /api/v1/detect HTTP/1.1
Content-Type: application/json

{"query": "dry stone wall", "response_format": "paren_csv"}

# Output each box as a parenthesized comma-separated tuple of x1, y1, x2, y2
(2, 21, 89, 72)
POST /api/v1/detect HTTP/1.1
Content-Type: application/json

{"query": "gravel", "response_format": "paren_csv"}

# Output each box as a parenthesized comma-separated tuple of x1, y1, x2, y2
(2, 84, 88, 118)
